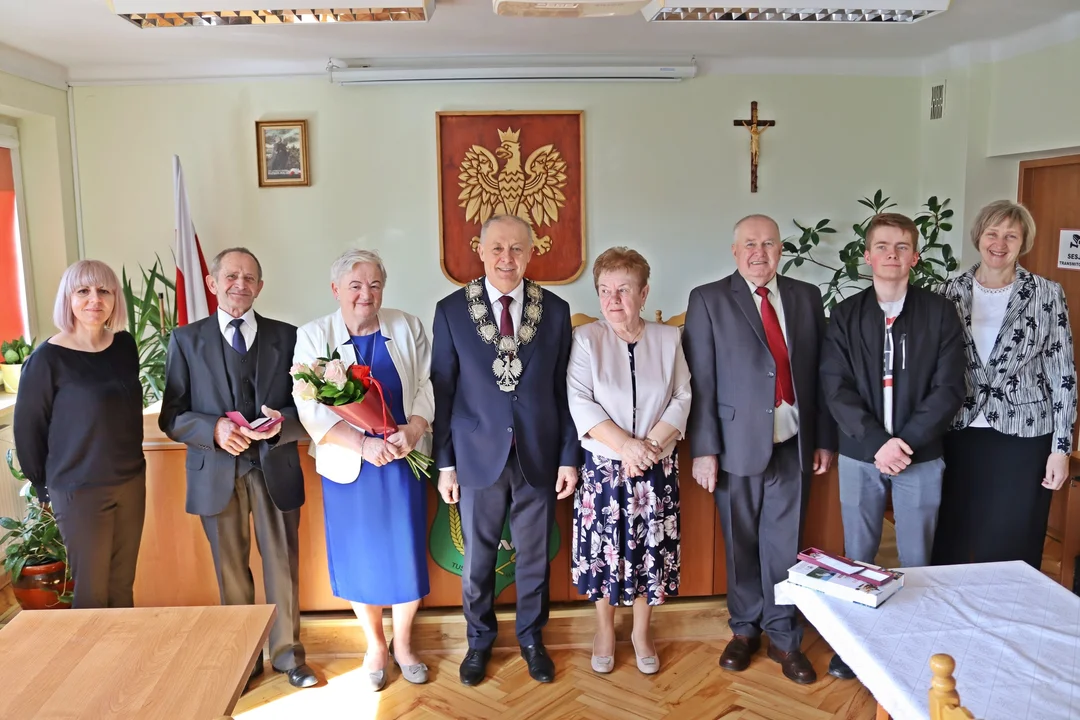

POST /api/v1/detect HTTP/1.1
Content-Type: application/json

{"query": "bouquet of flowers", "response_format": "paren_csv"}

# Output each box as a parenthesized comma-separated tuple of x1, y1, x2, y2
(291, 347, 433, 480)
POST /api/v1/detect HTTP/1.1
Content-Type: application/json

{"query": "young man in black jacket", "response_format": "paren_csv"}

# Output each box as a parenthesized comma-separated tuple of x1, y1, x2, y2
(820, 213, 965, 679)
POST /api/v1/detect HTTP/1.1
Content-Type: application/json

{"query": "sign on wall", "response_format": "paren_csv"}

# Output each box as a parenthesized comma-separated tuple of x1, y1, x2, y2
(437, 110, 586, 285)
(1057, 228, 1080, 270)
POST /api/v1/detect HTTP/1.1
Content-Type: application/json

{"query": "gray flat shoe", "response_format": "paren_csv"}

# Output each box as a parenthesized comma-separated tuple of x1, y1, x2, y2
(365, 667, 387, 691)
(389, 639, 429, 684)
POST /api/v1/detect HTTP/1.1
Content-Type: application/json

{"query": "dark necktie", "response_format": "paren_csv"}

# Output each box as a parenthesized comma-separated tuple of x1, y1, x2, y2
(499, 295, 514, 337)
(755, 286, 795, 407)
(229, 318, 247, 355)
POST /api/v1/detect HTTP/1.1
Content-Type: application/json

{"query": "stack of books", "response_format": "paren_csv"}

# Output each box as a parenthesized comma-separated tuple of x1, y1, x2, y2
(787, 548, 904, 608)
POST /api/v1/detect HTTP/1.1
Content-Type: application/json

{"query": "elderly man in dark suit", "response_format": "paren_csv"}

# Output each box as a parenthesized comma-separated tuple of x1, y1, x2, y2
(432, 214, 580, 687)
(160, 247, 317, 690)
(682, 215, 837, 685)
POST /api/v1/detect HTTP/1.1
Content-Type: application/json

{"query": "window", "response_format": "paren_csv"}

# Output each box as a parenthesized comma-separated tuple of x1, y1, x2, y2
(0, 125, 32, 342)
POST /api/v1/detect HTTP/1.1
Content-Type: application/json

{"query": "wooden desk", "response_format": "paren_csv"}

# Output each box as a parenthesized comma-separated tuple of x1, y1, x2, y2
(0, 604, 275, 720)
(136, 411, 845, 611)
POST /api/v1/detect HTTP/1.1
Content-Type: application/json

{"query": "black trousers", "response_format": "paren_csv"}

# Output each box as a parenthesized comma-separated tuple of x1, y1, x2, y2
(714, 439, 807, 654)
(50, 474, 146, 609)
(201, 468, 304, 672)
(931, 427, 1053, 570)
(459, 450, 556, 650)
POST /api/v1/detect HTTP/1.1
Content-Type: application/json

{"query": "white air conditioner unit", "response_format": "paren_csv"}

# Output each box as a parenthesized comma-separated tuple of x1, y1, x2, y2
(108, 0, 434, 27)
(328, 57, 696, 84)
(493, 0, 650, 18)
(641, 0, 950, 23)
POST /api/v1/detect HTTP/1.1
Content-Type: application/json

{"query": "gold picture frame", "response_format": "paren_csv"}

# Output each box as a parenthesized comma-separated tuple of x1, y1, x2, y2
(256, 119, 310, 187)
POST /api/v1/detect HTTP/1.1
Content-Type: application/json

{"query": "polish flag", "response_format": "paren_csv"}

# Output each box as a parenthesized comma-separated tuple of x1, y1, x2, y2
(173, 155, 216, 325)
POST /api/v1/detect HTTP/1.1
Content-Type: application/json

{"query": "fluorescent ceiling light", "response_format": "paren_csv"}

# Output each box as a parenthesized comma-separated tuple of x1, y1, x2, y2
(107, 1, 434, 26)
(328, 57, 697, 84)
(641, 1, 950, 23)
(493, 0, 651, 18)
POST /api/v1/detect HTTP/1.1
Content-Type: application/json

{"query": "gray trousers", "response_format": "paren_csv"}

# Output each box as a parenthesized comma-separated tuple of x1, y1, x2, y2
(714, 440, 806, 654)
(838, 455, 944, 568)
(459, 451, 556, 650)
(51, 475, 146, 609)
(200, 468, 304, 672)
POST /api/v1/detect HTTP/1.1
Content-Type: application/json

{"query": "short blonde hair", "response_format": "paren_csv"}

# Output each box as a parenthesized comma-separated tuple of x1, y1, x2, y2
(592, 246, 651, 291)
(970, 200, 1036, 256)
(53, 260, 126, 333)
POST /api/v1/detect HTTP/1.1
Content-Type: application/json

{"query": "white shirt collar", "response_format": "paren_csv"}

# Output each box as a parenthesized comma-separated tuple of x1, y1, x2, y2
(216, 307, 257, 334)
(744, 273, 779, 298)
(484, 277, 525, 307)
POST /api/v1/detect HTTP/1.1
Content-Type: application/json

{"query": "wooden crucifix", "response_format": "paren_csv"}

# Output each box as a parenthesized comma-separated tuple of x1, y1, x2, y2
(733, 101, 775, 193)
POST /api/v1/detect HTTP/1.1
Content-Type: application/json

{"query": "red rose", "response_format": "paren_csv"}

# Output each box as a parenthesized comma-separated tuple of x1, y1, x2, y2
(349, 364, 372, 390)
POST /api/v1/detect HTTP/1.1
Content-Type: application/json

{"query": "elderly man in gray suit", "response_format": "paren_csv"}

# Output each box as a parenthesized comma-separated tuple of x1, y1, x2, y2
(160, 247, 317, 690)
(683, 214, 837, 685)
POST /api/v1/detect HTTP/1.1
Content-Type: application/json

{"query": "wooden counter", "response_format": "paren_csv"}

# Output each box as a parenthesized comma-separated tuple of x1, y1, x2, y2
(136, 412, 845, 611)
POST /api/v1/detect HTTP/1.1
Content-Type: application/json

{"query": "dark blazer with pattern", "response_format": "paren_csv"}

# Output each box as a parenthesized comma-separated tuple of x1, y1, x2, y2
(941, 264, 1078, 454)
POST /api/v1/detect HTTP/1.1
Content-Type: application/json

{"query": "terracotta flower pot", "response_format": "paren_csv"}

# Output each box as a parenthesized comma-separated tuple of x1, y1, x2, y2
(12, 560, 73, 610)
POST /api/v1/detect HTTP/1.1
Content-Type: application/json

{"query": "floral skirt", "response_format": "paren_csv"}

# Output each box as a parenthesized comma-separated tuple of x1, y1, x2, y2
(571, 450, 681, 606)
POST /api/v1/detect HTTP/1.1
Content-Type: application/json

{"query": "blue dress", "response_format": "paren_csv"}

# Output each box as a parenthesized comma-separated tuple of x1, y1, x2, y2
(320, 331, 430, 605)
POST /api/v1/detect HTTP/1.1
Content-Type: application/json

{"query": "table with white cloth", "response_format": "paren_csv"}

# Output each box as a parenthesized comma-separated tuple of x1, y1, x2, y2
(775, 560, 1080, 720)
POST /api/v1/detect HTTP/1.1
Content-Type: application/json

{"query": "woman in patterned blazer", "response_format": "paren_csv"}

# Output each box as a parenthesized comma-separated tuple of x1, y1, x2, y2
(931, 200, 1078, 570)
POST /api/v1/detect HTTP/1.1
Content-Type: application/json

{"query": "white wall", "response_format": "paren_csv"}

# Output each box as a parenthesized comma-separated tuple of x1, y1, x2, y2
(72, 74, 921, 328)
(0, 70, 78, 336)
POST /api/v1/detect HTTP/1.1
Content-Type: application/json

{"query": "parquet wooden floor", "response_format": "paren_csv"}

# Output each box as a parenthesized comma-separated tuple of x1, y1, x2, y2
(235, 623, 878, 720)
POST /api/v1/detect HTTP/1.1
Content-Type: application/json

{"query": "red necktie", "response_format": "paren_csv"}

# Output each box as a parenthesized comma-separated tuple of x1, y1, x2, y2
(755, 286, 796, 407)
(499, 295, 514, 337)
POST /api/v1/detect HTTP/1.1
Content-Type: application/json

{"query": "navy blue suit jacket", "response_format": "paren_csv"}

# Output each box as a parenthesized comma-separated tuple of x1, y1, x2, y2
(431, 283, 580, 489)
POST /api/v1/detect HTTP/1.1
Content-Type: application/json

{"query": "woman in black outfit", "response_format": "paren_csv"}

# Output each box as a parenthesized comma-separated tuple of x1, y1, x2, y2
(14, 259, 146, 608)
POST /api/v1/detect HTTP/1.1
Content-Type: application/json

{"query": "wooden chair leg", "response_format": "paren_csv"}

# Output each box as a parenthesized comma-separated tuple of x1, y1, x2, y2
(875, 702, 891, 720)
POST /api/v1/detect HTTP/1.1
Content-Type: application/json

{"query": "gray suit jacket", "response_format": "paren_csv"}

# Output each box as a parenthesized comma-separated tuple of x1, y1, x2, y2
(159, 313, 308, 516)
(682, 271, 838, 477)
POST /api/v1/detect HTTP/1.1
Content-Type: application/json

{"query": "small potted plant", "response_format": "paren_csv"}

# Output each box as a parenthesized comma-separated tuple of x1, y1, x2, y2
(0, 336, 35, 394)
(0, 449, 73, 609)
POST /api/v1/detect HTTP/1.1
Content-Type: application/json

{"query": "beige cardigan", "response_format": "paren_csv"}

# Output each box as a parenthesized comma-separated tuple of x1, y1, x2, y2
(567, 319, 691, 460)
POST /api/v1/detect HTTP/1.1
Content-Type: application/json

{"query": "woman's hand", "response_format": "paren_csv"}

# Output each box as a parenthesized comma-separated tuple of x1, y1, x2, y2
(386, 418, 426, 459)
(1043, 452, 1071, 490)
(621, 438, 660, 476)
(361, 436, 396, 467)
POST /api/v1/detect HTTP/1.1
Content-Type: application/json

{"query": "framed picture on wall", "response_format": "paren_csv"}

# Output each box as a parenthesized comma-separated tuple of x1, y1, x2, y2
(255, 119, 310, 187)
(436, 110, 585, 285)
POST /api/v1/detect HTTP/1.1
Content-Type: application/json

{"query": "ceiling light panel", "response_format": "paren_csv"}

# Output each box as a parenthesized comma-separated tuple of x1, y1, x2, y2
(108, 1, 434, 26)
(641, 2, 950, 22)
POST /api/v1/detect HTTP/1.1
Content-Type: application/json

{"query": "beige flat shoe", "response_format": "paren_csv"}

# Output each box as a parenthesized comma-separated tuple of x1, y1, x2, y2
(631, 635, 659, 675)
(389, 639, 429, 684)
(591, 635, 614, 674)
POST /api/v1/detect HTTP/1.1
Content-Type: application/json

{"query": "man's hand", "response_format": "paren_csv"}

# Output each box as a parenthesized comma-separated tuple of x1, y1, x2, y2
(1043, 452, 1070, 490)
(874, 437, 913, 476)
(812, 449, 835, 475)
(237, 405, 284, 442)
(692, 455, 719, 493)
(438, 469, 460, 504)
(215, 417, 252, 456)
(555, 466, 578, 500)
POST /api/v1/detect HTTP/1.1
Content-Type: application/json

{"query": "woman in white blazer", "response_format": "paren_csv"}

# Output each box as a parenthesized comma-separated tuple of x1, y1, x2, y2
(567, 247, 691, 677)
(293, 249, 434, 690)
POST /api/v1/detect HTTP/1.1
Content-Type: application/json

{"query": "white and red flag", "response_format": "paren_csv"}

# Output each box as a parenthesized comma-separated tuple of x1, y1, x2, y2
(173, 155, 216, 325)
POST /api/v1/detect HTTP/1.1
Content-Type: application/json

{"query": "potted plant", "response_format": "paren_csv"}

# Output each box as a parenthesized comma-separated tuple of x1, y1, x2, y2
(0, 336, 35, 394)
(122, 257, 177, 408)
(781, 191, 959, 310)
(0, 448, 73, 609)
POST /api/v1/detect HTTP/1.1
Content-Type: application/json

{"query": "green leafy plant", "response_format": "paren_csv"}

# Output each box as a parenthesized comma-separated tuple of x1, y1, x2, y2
(122, 256, 177, 407)
(1, 337, 35, 365)
(781, 190, 959, 310)
(0, 449, 73, 605)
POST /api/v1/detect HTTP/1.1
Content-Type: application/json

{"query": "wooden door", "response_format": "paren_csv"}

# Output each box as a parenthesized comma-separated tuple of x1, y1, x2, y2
(1018, 154, 1080, 591)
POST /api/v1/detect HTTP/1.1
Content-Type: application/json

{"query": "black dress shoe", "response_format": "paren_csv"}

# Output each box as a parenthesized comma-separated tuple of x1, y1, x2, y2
(520, 644, 555, 683)
(285, 664, 318, 688)
(460, 648, 492, 686)
(828, 653, 857, 680)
